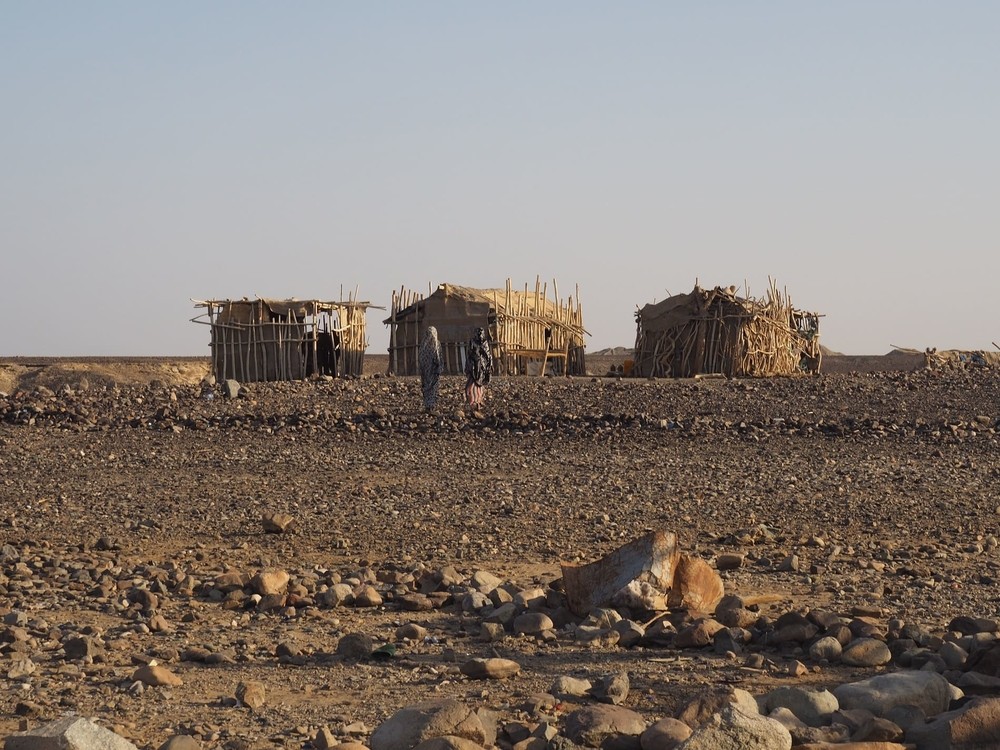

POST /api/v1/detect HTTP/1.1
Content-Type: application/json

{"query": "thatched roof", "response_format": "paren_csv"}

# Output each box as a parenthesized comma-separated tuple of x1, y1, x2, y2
(385, 283, 588, 334)
(195, 297, 372, 317)
(637, 285, 816, 332)
(194, 297, 378, 326)
(632, 282, 822, 377)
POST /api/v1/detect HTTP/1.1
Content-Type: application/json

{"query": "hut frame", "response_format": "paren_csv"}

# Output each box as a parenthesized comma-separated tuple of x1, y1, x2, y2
(384, 278, 588, 376)
(191, 293, 380, 382)
(632, 280, 822, 378)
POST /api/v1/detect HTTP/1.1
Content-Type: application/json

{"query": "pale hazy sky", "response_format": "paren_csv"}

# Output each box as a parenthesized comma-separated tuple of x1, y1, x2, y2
(3, 2, 997, 356)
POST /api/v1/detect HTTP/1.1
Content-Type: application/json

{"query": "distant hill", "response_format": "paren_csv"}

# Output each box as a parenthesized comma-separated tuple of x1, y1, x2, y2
(590, 346, 634, 356)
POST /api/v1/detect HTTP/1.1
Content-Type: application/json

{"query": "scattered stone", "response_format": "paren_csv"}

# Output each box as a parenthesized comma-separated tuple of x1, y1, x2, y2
(906, 694, 1000, 748)
(213, 571, 248, 592)
(471, 571, 503, 594)
(337, 632, 374, 660)
(312, 727, 338, 750)
(761, 686, 839, 727)
(132, 664, 182, 687)
(853, 716, 904, 743)
(777, 554, 799, 572)
(235, 680, 266, 711)
(514, 612, 554, 636)
(261, 512, 295, 533)
(63, 635, 103, 661)
(552, 675, 592, 698)
(765, 707, 848, 746)
(809, 636, 843, 662)
(590, 672, 629, 705)
(354, 585, 384, 608)
(480, 622, 506, 642)
(400, 594, 435, 611)
(939, 640, 969, 670)
(613, 619, 646, 648)
(676, 688, 759, 728)
(159, 734, 202, 750)
(397, 623, 429, 641)
(7, 657, 35, 680)
(562, 704, 648, 747)
(675, 618, 724, 649)
(575, 626, 621, 648)
(640, 717, 692, 750)
(412, 737, 485, 750)
(460, 658, 521, 680)
(318, 583, 355, 608)
(715, 553, 745, 571)
(841, 638, 893, 667)
(250, 568, 289, 596)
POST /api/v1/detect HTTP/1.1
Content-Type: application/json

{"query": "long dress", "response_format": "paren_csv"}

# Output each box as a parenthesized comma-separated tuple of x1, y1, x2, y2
(465, 327, 493, 388)
(418, 327, 443, 411)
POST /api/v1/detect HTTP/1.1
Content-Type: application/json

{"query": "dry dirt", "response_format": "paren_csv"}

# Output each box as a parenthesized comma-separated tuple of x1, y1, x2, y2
(0, 355, 998, 749)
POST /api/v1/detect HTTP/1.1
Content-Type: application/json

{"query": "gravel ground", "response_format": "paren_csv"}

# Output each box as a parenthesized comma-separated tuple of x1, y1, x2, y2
(0, 360, 998, 748)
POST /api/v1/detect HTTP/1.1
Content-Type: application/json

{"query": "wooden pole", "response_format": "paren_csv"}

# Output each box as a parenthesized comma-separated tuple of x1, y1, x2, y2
(289, 310, 296, 380)
(261, 319, 270, 382)
(221, 316, 228, 381)
(207, 304, 218, 381)
(278, 316, 285, 381)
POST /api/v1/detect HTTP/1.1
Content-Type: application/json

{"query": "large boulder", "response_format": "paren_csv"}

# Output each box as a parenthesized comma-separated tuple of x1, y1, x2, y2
(6, 717, 139, 750)
(640, 718, 692, 750)
(563, 704, 648, 747)
(667, 554, 725, 613)
(906, 695, 1000, 749)
(675, 705, 791, 749)
(250, 568, 289, 596)
(676, 688, 759, 728)
(761, 686, 840, 727)
(834, 671, 952, 718)
(370, 699, 490, 750)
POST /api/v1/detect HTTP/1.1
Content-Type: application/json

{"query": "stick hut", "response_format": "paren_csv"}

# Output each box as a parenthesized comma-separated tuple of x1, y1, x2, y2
(191, 294, 379, 382)
(384, 279, 588, 376)
(632, 281, 822, 378)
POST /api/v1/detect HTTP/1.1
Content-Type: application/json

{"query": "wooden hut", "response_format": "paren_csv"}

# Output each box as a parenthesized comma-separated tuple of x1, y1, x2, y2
(384, 279, 588, 376)
(632, 281, 822, 378)
(191, 295, 379, 382)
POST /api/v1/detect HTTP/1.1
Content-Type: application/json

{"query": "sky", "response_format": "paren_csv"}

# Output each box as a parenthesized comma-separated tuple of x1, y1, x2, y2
(2, 2, 998, 356)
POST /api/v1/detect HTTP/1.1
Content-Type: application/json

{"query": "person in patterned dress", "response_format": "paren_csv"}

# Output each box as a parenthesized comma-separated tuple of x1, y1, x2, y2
(418, 326, 444, 413)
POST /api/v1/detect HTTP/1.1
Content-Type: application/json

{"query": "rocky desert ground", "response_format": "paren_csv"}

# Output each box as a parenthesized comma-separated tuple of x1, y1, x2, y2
(0, 354, 999, 749)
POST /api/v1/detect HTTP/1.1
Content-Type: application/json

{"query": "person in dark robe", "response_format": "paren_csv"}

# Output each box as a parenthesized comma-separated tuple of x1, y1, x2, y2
(464, 326, 493, 411)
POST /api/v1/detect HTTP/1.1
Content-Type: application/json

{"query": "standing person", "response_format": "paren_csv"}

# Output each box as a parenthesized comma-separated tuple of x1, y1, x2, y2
(418, 326, 444, 413)
(464, 326, 493, 411)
